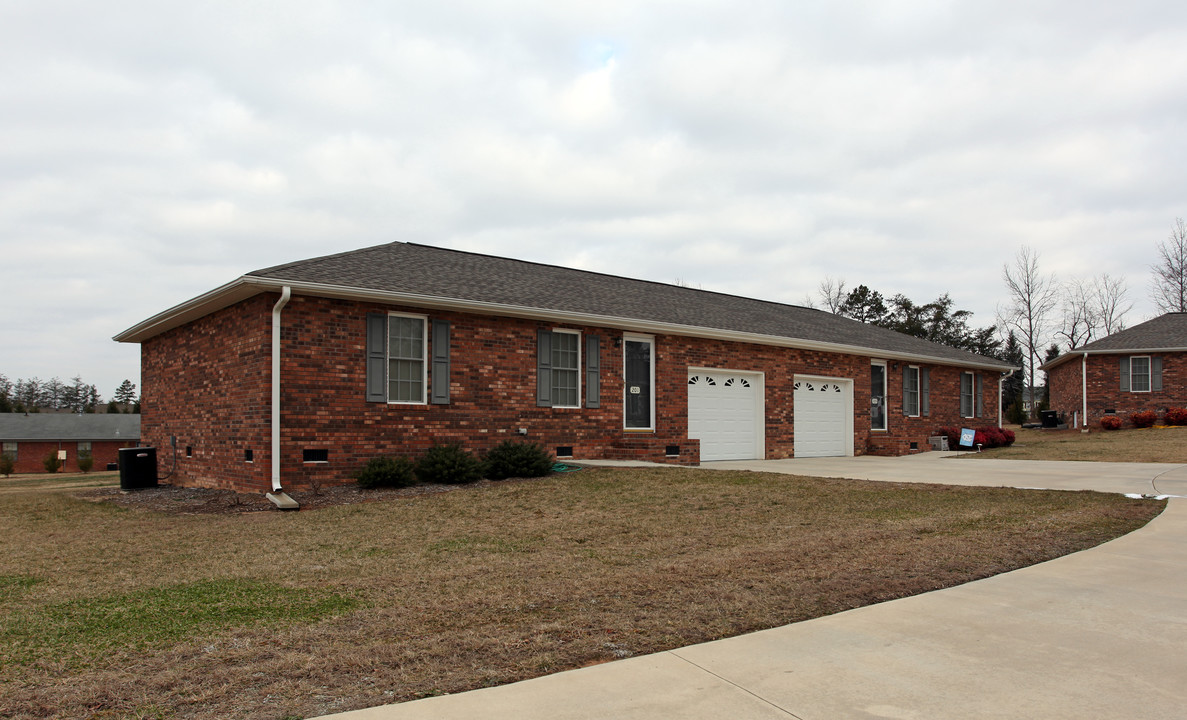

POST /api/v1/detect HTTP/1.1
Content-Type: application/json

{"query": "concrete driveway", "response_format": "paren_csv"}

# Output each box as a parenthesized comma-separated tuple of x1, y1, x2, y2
(704, 451, 1187, 497)
(317, 456, 1187, 720)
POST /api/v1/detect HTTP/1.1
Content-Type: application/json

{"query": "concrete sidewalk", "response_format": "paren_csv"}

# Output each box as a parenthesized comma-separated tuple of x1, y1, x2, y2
(317, 458, 1187, 720)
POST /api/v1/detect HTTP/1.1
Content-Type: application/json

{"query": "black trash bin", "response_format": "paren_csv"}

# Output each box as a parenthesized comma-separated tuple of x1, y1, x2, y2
(1039, 410, 1059, 428)
(119, 447, 158, 490)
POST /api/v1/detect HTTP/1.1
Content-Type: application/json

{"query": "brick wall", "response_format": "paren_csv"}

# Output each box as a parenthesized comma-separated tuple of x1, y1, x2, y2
(1049, 353, 1187, 428)
(140, 293, 1005, 493)
(2, 439, 129, 475)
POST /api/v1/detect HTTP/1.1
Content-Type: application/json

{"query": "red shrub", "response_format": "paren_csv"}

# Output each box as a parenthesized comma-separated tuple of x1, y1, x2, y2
(1000, 428, 1016, 445)
(1100, 415, 1123, 431)
(1130, 410, 1158, 428)
(935, 426, 962, 449)
(1164, 408, 1187, 426)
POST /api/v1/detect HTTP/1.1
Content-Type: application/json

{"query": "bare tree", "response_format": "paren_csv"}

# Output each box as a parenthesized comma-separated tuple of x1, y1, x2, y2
(816, 276, 847, 313)
(1093, 273, 1131, 334)
(999, 246, 1060, 419)
(1151, 218, 1187, 313)
(1057, 277, 1097, 349)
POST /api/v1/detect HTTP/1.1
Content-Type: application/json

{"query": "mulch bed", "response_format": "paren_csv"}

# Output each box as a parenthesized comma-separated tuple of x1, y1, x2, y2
(75, 481, 467, 515)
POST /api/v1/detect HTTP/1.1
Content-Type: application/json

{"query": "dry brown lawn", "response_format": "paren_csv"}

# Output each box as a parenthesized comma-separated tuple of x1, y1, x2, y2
(0, 467, 1163, 719)
(967, 424, 1187, 463)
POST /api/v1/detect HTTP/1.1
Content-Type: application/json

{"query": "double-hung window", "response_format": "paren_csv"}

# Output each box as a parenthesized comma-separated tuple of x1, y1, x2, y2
(388, 314, 427, 403)
(1130, 356, 1151, 393)
(903, 366, 920, 417)
(960, 372, 974, 418)
(1, 442, 15, 461)
(550, 331, 580, 408)
(537, 329, 582, 408)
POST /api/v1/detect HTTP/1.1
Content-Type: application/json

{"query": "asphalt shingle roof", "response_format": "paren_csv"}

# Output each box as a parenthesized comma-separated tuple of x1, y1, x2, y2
(1069, 313, 1187, 352)
(0, 414, 141, 442)
(248, 242, 1011, 369)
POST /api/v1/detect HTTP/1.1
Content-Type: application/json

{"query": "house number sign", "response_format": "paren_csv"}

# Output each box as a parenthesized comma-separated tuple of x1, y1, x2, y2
(629, 386, 641, 394)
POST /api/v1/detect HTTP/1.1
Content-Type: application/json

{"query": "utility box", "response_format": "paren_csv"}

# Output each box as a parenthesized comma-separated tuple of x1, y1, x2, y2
(1040, 410, 1060, 429)
(118, 447, 158, 490)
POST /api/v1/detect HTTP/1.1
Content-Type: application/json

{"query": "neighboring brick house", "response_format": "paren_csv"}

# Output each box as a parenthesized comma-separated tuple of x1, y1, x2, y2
(1043, 313, 1187, 429)
(114, 243, 1014, 500)
(0, 414, 140, 474)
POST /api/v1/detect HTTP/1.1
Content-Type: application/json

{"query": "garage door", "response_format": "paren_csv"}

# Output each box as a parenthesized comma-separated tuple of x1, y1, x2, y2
(687, 370, 764, 461)
(793, 376, 852, 458)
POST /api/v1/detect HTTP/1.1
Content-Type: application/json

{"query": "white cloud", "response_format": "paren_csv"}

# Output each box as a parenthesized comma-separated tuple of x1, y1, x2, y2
(2, 0, 1186, 394)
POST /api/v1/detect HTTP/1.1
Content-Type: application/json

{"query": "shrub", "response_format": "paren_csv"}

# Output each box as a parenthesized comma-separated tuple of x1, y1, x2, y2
(0, 454, 13, 477)
(484, 441, 554, 480)
(1000, 428, 1016, 445)
(415, 444, 485, 485)
(43, 452, 62, 473)
(1100, 415, 1123, 431)
(77, 453, 94, 473)
(1130, 410, 1158, 428)
(354, 456, 417, 489)
(1005, 401, 1027, 426)
(1163, 407, 1187, 426)
(935, 426, 962, 450)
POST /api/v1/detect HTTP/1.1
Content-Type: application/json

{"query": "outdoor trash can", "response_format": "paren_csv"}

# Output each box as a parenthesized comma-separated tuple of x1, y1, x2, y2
(118, 447, 158, 490)
(1040, 410, 1059, 428)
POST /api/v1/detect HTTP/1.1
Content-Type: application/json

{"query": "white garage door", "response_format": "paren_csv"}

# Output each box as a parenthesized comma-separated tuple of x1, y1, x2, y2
(793, 376, 852, 458)
(687, 370, 764, 461)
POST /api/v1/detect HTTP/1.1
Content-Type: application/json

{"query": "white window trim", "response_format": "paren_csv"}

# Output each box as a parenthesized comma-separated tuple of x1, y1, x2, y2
(387, 312, 428, 405)
(960, 371, 975, 418)
(550, 328, 582, 409)
(871, 360, 887, 431)
(1130, 355, 1151, 393)
(905, 365, 921, 418)
(623, 333, 656, 431)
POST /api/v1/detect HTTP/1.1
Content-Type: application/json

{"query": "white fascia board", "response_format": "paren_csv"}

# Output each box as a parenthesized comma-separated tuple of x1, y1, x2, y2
(112, 277, 263, 343)
(114, 276, 1016, 372)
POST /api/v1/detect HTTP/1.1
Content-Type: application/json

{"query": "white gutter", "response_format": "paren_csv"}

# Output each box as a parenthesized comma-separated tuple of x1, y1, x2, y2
(266, 287, 298, 509)
(998, 368, 1016, 428)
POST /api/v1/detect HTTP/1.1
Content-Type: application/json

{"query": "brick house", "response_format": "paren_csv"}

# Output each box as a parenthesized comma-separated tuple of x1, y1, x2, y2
(1043, 313, 1187, 429)
(114, 243, 1014, 501)
(0, 414, 140, 474)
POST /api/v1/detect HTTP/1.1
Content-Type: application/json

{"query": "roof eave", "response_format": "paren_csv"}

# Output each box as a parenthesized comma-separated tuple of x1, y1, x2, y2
(116, 276, 1014, 371)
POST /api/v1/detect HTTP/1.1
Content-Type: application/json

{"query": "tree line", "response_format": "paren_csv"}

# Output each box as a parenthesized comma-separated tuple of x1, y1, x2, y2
(809, 217, 1187, 422)
(0, 374, 138, 414)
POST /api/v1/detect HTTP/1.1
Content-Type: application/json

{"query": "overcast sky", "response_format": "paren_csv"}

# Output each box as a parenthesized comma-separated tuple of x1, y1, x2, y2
(3, 1, 1186, 399)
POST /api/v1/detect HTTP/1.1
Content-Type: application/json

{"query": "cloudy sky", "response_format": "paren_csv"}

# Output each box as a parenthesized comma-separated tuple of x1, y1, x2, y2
(3, 1, 1186, 399)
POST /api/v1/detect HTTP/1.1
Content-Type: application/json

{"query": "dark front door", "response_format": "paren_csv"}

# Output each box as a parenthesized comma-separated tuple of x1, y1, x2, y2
(624, 339, 652, 429)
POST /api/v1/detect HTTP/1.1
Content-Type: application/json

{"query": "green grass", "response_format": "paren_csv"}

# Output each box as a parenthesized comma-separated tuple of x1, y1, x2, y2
(0, 579, 357, 667)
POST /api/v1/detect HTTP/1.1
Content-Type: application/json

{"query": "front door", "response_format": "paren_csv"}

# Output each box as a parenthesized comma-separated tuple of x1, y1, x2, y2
(624, 337, 653, 429)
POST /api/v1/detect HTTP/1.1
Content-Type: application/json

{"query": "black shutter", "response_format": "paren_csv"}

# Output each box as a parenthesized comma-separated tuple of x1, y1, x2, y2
(585, 335, 601, 408)
(1120, 357, 1130, 392)
(365, 313, 387, 402)
(430, 319, 450, 405)
(975, 373, 983, 417)
(1152, 356, 1163, 391)
(537, 330, 552, 407)
(921, 368, 930, 417)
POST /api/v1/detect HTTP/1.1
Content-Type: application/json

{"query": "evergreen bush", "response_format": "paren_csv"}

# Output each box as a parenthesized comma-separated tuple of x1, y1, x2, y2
(0, 454, 13, 477)
(77, 453, 94, 473)
(484, 441, 554, 480)
(43, 451, 62, 473)
(354, 456, 417, 489)
(415, 444, 485, 485)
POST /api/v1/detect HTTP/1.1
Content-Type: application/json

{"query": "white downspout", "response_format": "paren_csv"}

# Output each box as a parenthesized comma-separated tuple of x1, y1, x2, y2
(1081, 352, 1089, 433)
(266, 287, 298, 509)
(998, 368, 1016, 428)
